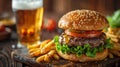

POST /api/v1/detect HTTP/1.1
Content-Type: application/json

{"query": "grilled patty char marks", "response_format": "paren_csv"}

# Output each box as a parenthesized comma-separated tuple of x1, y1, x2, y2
(59, 33, 106, 48)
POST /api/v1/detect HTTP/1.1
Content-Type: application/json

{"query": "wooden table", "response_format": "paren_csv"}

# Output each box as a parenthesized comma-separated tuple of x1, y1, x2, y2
(0, 31, 120, 67)
(0, 30, 59, 67)
(12, 48, 120, 67)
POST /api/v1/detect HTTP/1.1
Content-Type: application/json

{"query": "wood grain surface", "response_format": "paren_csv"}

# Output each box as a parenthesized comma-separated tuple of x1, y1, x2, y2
(12, 48, 120, 67)
(0, 46, 12, 67)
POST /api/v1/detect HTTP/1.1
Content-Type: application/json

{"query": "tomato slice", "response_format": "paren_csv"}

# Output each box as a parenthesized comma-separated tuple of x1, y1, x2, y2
(65, 30, 102, 37)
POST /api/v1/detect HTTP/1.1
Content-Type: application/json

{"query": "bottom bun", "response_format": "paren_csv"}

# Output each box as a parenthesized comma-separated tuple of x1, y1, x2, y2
(57, 49, 108, 62)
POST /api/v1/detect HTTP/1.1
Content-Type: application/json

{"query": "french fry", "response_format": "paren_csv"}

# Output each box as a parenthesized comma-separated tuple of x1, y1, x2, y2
(111, 38, 119, 42)
(108, 52, 114, 58)
(40, 39, 51, 49)
(53, 54, 60, 60)
(47, 50, 55, 57)
(36, 55, 45, 63)
(41, 40, 55, 53)
(29, 39, 51, 56)
(110, 42, 120, 50)
(106, 27, 120, 57)
(41, 46, 55, 54)
(44, 54, 50, 62)
(106, 33, 117, 38)
(36, 50, 55, 63)
(30, 50, 41, 57)
(118, 36, 120, 38)
(30, 45, 55, 57)
(27, 39, 51, 50)
(110, 50, 120, 56)
(28, 39, 60, 62)
(29, 48, 40, 53)
(112, 45, 120, 51)
(30, 46, 55, 57)
(27, 44, 40, 50)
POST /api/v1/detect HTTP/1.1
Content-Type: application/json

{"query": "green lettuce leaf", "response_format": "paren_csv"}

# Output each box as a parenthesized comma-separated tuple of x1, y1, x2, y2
(107, 10, 120, 28)
(104, 38, 113, 49)
(54, 36, 113, 58)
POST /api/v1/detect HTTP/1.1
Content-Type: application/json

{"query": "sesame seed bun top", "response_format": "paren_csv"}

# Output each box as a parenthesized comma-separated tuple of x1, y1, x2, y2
(58, 10, 109, 30)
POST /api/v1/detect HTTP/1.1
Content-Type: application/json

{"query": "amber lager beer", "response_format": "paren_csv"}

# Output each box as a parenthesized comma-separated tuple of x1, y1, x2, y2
(12, 0, 43, 47)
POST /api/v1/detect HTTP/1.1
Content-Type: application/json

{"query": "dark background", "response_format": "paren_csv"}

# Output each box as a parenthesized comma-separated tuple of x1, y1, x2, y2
(0, 0, 120, 21)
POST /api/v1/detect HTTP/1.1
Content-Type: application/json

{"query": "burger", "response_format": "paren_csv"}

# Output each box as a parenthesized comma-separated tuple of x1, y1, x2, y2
(54, 10, 113, 62)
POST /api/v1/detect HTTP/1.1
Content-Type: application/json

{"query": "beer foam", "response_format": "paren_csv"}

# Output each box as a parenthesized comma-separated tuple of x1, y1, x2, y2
(12, 0, 43, 10)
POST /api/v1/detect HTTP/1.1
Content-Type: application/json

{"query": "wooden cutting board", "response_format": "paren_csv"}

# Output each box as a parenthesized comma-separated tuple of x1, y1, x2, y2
(12, 48, 120, 67)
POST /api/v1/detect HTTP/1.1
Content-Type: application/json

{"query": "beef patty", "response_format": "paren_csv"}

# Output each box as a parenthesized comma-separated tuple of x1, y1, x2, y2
(59, 33, 106, 48)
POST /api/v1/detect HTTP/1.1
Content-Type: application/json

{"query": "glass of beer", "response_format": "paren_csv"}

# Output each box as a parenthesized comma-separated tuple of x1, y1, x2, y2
(12, 0, 43, 47)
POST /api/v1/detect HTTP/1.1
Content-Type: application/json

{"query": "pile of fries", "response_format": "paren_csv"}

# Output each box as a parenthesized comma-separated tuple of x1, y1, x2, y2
(27, 39, 60, 63)
(106, 28, 120, 58)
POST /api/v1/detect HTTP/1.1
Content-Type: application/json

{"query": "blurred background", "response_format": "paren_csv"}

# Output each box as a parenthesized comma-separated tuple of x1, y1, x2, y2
(0, 0, 120, 40)
(0, 0, 120, 20)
